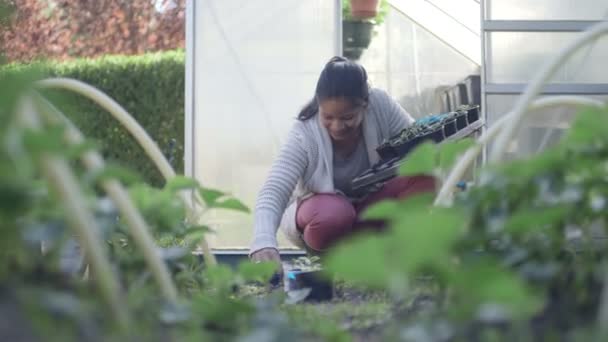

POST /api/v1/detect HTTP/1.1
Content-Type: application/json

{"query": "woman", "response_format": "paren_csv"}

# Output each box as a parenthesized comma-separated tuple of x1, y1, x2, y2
(250, 56, 436, 265)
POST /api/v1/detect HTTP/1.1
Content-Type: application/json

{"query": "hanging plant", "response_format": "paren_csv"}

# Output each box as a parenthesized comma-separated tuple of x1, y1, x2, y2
(341, 0, 390, 60)
(349, 0, 379, 19)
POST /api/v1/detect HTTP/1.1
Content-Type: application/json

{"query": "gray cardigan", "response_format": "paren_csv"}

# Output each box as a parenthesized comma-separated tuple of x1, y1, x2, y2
(250, 88, 414, 254)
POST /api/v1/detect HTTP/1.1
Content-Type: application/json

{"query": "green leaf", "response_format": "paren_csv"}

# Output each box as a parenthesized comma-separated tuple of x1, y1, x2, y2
(205, 264, 236, 292)
(22, 125, 66, 156)
(198, 187, 224, 206)
(184, 225, 213, 244)
(562, 106, 608, 146)
(237, 261, 277, 283)
(494, 149, 564, 182)
(361, 199, 401, 221)
(85, 164, 141, 185)
(390, 206, 465, 272)
(211, 197, 249, 213)
(164, 176, 199, 193)
(451, 262, 542, 318)
(438, 138, 475, 171)
(61, 139, 99, 160)
(198, 187, 249, 213)
(326, 234, 391, 288)
(505, 206, 570, 234)
(398, 142, 437, 176)
(361, 193, 434, 221)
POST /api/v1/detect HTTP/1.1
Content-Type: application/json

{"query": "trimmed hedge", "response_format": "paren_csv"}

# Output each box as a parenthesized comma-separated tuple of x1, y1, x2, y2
(2, 50, 185, 187)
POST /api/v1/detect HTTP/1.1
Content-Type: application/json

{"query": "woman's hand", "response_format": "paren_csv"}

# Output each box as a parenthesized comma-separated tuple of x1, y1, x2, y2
(251, 247, 281, 263)
(250, 248, 283, 284)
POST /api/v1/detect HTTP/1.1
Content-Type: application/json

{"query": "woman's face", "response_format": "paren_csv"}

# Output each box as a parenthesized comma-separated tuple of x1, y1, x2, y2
(318, 97, 365, 142)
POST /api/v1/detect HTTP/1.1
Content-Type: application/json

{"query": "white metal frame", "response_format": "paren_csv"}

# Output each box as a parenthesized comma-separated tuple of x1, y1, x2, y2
(185, 0, 195, 178)
(480, 0, 608, 162)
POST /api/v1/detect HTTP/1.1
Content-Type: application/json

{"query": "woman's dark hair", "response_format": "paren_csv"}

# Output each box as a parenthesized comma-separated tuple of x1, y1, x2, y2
(297, 56, 369, 121)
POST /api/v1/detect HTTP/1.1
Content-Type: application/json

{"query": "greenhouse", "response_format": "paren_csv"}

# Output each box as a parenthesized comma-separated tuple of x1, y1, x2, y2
(2, 0, 608, 340)
(187, 0, 608, 249)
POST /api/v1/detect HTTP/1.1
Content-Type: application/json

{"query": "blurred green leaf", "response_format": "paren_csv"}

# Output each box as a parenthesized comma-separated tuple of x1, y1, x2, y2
(238, 261, 277, 284)
(211, 197, 249, 213)
(495, 149, 564, 182)
(399, 142, 437, 176)
(85, 163, 141, 185)
(199, 187, 249, 213)
(22, 125, 66, 156)
(438, 138, 474, 171)
(390, 206, 465, 272)
(327, 235, 391, 288)
(360, 199, 401, 221)
(183, 229, 208, 246)
(164, 175, 199, 193)
(505, 206, 570, 234)
(562, 106, 608, 146)
(205, 264, 237, 292)
(198, 187, 224, 205)
(452, 262, 542, 318)
(361, 193, 434, 221)
(63, 138, 99, 159)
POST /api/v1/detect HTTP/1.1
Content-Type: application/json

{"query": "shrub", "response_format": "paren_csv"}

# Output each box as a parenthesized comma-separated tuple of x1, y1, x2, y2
(1, 49, 185, 187)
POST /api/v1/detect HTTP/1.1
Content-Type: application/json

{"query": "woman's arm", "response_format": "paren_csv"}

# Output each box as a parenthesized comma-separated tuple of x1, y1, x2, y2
(250, 125, 309, 255)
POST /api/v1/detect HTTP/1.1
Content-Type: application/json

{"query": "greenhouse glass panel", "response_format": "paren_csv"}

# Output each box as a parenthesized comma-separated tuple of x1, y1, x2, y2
(487, 33, 608, 84)
(489, 0, 608, 20)
(359, 9, 479, 118)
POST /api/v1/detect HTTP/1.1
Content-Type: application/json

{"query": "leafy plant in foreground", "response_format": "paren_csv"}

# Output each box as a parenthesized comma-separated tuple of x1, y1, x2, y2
(327, 105, 608, 341)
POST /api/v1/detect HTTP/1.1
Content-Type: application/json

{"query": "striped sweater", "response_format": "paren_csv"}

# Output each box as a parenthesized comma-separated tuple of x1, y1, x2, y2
(250, 88, 415, 254)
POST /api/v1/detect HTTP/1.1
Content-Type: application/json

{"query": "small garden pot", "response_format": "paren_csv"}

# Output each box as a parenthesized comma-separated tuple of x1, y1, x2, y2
(285, 269, 333, 302)
(350, 0, 380, 19)
(428, 128, 446, 143)
(443, 119, 458, 137)
(467, 106, 480, 123)
(455, 112, 468, 130)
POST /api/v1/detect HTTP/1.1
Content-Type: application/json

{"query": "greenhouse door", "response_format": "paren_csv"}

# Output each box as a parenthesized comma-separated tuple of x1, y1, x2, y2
(185, 0, 341, 249)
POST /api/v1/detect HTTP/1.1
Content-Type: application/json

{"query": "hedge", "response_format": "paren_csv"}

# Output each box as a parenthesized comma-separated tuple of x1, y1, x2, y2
(1, 50, 185, 187)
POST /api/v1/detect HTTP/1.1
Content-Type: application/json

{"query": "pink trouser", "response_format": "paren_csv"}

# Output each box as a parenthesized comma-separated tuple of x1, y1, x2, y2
(295, 175, 436, 252)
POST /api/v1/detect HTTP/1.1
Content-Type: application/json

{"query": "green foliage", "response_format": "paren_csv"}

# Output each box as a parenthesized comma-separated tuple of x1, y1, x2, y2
(328, 105, 608, 339)
(1, 50, 186, 187)
(0, 72, 303, 341)
(0, 0, 14, 27)
(342, 0, 390, 25)
(398, 138, 475, 177)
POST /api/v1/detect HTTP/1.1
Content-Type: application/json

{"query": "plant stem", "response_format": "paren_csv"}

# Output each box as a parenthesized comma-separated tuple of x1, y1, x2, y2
(35, 95, 179, 303)
(36, 78, 217, 266)
(18, 97, 131, 331)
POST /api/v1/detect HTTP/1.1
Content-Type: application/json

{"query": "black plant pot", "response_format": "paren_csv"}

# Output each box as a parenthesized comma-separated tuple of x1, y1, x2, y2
(467, 106, 480, 123)
(443, 118, 458, 138)
(455, 112, 468, 130)
(342, 20, 374, 60)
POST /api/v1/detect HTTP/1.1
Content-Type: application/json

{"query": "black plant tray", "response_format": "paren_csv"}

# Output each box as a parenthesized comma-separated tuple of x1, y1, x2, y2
(351, 105, 483, 195)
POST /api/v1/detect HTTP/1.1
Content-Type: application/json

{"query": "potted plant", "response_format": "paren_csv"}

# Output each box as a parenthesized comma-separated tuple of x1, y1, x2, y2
(342, 0, 389, 60)
(350, 0, 380, 19)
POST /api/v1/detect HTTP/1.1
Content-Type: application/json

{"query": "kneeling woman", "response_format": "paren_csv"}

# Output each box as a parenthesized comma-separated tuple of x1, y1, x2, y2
(250, 56, 435, 264)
